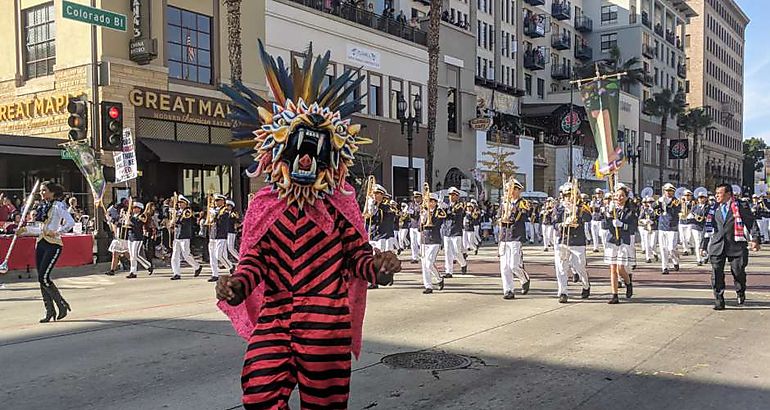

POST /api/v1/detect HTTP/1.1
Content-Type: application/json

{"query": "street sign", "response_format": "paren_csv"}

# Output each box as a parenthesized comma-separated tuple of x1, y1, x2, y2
(62, 1, 127, 32)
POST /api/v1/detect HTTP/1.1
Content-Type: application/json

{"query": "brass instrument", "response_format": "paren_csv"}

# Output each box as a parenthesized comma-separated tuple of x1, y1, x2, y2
(421, 182, 433, 228)
(123, 196, 133, 228)
(204, 192, 214, 226)
(362, 175, 376, 221)
(679, 199, 691, 219)
(561, 178, 581, 239)
(170, 192, 179, 227)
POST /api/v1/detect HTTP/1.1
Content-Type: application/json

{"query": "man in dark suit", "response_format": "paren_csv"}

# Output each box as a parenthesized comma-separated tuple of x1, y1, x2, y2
(701, 184, 761, 310)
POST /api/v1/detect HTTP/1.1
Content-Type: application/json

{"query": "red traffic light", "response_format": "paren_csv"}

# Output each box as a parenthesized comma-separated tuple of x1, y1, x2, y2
(108, 106, 120, 119)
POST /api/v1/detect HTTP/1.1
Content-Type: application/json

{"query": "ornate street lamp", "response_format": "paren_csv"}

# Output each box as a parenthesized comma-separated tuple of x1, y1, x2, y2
(397, 93, 422, 194)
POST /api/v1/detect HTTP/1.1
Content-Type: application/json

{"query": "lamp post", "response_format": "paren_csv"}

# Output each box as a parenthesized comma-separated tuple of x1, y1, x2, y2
(626, 141, 642, 197)
(397, 93, 422, 195)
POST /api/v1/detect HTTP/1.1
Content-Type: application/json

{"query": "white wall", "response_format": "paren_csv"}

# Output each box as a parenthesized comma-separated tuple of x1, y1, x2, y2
(475, 130, 534, 192)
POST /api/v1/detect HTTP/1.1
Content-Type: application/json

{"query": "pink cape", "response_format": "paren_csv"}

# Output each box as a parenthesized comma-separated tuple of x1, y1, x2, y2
(217, 183, 370, 359)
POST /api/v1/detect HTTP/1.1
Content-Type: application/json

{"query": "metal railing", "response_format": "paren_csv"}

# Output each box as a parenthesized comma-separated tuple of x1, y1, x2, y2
(575, 15, 593, 32)
(286, 0, 428, 46)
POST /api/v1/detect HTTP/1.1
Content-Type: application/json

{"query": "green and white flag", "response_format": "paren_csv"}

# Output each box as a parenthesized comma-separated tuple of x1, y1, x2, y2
(64, 141, 106, 204)
(579, 78, 624, 177)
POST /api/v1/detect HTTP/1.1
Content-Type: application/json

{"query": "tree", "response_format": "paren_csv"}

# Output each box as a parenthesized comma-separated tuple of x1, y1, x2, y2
(743, 137, 768, 190)
(223, 0, 242, 82)
(425, 0, 442, 188)
(574, 46, 643, 92)
(643, 89, 686, 185)
(677, 107, 712, 187)
(479, 131, 519, 199)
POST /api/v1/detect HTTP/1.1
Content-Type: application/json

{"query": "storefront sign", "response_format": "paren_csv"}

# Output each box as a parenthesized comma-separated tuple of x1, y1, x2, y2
(347, 45, 380, 69)
(129, 0, 157, 64)
(0, 94, 69, 122)
(469, 117, 493, 131)
(129, 88, 231, 127)
(114, 128, 138, 183)
(560, 110, 581, 133)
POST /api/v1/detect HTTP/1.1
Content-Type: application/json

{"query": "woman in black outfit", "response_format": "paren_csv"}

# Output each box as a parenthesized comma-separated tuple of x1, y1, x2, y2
(603, 184, 637, 304)
(17, 181, 75, 322)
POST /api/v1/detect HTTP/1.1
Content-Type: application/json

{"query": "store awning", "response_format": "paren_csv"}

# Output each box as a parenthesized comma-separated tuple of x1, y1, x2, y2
(139, 139, 235, 165)
(0, 134, 63, 156)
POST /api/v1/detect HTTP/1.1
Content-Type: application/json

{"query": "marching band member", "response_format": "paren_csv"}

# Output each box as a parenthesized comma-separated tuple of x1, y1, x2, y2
(463, 201, 481, 257)
(126, 201, 153, 279)
(498, 178, 531, 300)
(638, 197, 659, 263)
(755, 193, 770, 244)
(443, 187, 468, 277)
(170, 195, 202, 280)
(397, 202, 410, 255)
(364, 184, 397, 289)
(18, 182, 75, 322)
(365, 184, 397, 252)
(408, 191, 423, 264)
(656, 183, 681, 274)
(207, 194, 233, 283)
(678, 190, 696, 255)
(589, 188, 605, 252)
(225, 200, 240, 263)
(421, 193, 446, 294)
(541, 197, 556, 252)
(604, 184, 636, 304)
(553, 183, 592, 303)
(692, 191, 710, 265)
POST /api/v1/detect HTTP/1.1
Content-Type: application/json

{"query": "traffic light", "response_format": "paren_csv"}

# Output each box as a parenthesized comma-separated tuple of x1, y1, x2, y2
(101, 101, 123, 151)
(67, 96, 88, 141)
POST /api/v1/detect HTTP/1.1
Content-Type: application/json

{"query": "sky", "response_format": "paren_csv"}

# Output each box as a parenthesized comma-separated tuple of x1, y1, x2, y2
(738, 0, 770, 143)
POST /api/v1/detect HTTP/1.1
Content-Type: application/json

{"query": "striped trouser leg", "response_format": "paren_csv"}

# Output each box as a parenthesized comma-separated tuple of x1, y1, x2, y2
(294, 295, 352, 410)
(242, 322, 296, 409)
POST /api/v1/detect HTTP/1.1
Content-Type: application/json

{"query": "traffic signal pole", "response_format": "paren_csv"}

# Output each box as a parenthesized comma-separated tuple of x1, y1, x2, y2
(90, 1, 110, 263)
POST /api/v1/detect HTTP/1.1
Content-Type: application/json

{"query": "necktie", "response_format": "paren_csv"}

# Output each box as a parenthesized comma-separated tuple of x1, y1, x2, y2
(721, 204, 728, 221)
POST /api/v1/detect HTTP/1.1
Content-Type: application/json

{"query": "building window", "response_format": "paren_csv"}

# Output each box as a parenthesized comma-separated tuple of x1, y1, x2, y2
(537, 78, 545, 99)
(601, 5, 618, 25)
(389, 78, 403, 119)
(600, 33, 618, 53)
(23, 3, 56, 80)
(368, 73, 382, 116)
(447, 66, 459, 134)
(344, 66, 362, 105)
(409, 82, 423, 123)
(167, 6, 213, 84)
(525, 74, 532, 95)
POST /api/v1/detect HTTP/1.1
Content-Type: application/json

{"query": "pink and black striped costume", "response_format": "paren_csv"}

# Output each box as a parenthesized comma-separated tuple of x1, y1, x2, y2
(219, 185, 374, 409)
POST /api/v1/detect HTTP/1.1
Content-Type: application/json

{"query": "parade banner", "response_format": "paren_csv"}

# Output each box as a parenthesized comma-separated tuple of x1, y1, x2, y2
(64, 141, 106, 203)
(579, 78, 624, 177)
(764, 148, 770, 183)
(669, 139, 689, 159)
(113, 128, 138, 183)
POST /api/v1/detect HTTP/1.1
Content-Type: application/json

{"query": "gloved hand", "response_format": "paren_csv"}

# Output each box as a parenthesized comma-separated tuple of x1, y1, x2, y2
(611, 219, 624, 228)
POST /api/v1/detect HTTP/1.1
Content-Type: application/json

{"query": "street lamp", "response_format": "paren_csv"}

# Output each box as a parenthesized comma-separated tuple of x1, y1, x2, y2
(397, 93, 422, 195)
(626, 142, 642, 196)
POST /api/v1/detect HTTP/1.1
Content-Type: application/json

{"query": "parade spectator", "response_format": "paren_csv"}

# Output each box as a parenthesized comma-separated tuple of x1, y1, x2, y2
(0, 193, 9, 222)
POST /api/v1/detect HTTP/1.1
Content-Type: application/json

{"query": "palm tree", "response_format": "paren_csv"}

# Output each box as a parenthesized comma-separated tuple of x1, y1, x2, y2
(643, 89, 687, 184)
(224, 0, 242, 209)
(223, 0, 242, 82)
(425, 0, 442, 188)
(677, 107, 712, 187)
(574, 46, 642, 91)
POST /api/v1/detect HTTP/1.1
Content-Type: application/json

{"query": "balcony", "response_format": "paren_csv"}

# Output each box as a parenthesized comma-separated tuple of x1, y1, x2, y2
(524, 16, 547, 38)
(285, 0, 428, 46)
(574, 15, 593, 32)
(487, 131, 520, 146)
(574, 44, 592, 61)
(676, 37, 683, 50)
(551, 1, 571, 21)
(641, 72, 654, 86)
(441, 10, 470, 30)
(677, 63, 686, 78)
(642, 43, 656, 58)
(641, 11, 651, 27)
(665, 29, 676, 45)
(551, 33, 571, 50)
(654, 23, 664, 37)
(551, 64, 571, 80)
(524, 49, 547, 70)
(524, 0, 546, 6)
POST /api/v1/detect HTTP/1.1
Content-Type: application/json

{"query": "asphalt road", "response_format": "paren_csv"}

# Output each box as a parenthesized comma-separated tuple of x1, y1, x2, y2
(2, 244, 770, 409)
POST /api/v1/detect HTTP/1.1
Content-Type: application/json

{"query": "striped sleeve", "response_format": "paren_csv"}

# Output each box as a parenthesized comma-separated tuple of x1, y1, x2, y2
(231, 237, 264, 297)
(340, 217, 378, 284)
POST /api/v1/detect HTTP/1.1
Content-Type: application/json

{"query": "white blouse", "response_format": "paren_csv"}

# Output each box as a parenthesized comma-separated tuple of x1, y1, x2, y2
(39, 201, 76, 245)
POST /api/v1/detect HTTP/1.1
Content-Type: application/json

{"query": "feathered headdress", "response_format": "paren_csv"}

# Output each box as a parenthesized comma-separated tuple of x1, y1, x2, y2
(221, 40, 370, 209)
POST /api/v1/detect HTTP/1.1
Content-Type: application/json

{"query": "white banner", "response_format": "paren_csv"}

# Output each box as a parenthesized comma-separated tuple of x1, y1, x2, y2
(347, 44, 380, 69)
(114, 128, 138, 183)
